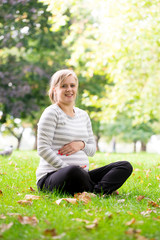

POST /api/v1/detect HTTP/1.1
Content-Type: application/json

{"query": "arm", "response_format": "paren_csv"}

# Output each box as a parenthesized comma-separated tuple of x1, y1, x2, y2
(37, 107, 68, 169)
(82, 113, 96, 156)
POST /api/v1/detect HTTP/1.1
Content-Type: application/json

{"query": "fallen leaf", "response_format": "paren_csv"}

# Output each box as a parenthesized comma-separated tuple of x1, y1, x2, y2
(74, 192, 96, 204)
(52, 233, 66, 239)
(111, 190, 119, 195)
(7, 213, 20, 216)
(140, 209, 156, 216)
(17, 200, 33, 206)
(127, 211, 133, 215)
(148, 201, 159, 208)
(153, 216, 160, 221)
(0, 222, 13, 234)
(145, 169, 151, 178)
(43, 228, 57, 237)
(0, 190, 3, 196)
(134, 168, 140, 172)
(72, 217, 99, 229)
(156, 175, 160, 181)
(17, 192, 23, 196)
(137, 196, 145, 201)
(84, 209, 93, 216)
(85, 219, 98, 230)
(147, 183, 152, 187)
(29, 187, 35, 192)
(0, 172, 7, 175)
(72, 218, 90, 224)
(17, 215, 38, 226)
(125, 228, 141, 235)
(0, 214, 6, 219)
(104, 212, 113, 219)
(43, 228, 66, 239)
(15, 168, 20, 171)
(55, 198, 78, 205)
(25, 194, 40, 200)
(136, 235, 149, 240)
(117, 199, 125, 203)
(137, 221, 144, 224)
(137, 162, 142, 166)
(8, 162, 17, 167)
(125, 218, 136, 226)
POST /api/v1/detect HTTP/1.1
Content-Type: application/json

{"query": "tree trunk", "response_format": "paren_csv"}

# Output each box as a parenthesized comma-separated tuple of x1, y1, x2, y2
(133, 141, 136, 152)
(6, 127, 24, 150)
(17, 137, 21, 150)
(112, 137, 116, 153)
(141, 142, 146, 152)
(95, 135, 100, 151)
(17, 128, 24, 150)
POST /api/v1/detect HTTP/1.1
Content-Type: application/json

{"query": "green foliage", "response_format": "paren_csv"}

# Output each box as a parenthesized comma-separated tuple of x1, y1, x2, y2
(102, 114, 156, 144)
(95, 0, 160, 124)
(43, 0, 160, 141)
(1, 0, 159, 148)
(0, 0, 70, 122)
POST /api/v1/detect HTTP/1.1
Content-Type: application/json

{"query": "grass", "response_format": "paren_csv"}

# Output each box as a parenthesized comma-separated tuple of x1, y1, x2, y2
(0, 151, 160, 240)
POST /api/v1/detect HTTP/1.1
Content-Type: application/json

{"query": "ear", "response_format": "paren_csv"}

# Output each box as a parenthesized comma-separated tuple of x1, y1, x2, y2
(53, 88, 56, 94)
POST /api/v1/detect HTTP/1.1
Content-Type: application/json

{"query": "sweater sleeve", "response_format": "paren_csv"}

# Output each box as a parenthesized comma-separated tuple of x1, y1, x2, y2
(82, 113, 96, 156)
(37, 107, 68, 169)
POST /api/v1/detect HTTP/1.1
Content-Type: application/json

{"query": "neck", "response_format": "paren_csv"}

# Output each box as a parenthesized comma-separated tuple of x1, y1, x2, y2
(57, 103, 75, 117)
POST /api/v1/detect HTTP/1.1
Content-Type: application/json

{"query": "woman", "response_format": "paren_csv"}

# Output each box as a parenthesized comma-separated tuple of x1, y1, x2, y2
(36, 69, 133, 195)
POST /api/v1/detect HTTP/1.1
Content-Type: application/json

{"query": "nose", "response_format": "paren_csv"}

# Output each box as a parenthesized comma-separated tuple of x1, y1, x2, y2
(66, 86, 72, 91)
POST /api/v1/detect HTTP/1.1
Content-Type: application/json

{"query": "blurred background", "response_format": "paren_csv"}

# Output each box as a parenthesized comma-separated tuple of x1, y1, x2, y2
(0, 0, 160, 153)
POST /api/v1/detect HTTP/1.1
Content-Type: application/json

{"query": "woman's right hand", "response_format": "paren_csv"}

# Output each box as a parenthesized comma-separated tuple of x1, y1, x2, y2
(81, 165, 86, 168)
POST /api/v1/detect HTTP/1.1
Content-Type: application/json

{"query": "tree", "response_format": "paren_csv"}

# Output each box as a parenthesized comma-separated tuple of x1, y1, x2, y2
(92, 0, 160, 125)
(0, 0, 70, 148)
(1, 117, 25, 149)
(102, 114, 156, 152)
(43, 0, 112, 148)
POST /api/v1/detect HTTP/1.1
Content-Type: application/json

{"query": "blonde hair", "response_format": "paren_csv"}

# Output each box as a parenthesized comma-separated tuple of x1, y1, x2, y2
(49, 69, 78, 103)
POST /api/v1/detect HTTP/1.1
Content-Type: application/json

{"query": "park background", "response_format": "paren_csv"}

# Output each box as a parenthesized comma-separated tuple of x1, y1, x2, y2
(0, 1, 160, 240)
(0, 0, 160, 154)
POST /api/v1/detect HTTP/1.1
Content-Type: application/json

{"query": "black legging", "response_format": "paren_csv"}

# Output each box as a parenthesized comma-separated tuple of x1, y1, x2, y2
(37, 161, 133, 195)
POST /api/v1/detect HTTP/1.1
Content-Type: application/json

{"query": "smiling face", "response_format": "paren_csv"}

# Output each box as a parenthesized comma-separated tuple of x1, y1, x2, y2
(53, 75, 78, 106)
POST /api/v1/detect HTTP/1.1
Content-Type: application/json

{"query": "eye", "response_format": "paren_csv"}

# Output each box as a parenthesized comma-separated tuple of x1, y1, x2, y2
(71, 84, 76, 87)
(61, 84, 67, 88)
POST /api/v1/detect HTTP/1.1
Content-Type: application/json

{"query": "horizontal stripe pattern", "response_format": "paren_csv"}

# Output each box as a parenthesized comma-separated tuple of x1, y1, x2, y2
(36, 104, 96, 182)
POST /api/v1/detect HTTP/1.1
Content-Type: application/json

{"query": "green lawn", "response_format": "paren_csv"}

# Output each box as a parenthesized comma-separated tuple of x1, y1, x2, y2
(0, 151, 160, 240)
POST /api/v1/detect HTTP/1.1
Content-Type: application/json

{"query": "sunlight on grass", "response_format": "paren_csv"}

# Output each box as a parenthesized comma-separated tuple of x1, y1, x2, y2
(0, 151, 160, 240)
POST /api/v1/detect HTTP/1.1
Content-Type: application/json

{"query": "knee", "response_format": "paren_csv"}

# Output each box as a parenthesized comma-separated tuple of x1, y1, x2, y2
(66, 165, 83, 177)
(122, 161, 133, 175)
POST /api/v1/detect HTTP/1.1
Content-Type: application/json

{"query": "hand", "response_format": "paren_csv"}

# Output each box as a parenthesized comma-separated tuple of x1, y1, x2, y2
(81, 165, 87, 168)
(58, 141, 85, 156)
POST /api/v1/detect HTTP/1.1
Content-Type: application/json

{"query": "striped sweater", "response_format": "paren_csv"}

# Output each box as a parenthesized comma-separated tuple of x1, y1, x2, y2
(36, 104, 96, 182)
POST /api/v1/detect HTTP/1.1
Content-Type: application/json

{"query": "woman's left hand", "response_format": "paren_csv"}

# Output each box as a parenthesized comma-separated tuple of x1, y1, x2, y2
(58, 141, 85, 156)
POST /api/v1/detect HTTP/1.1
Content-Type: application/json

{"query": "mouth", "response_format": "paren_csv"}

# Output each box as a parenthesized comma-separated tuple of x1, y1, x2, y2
(65, 94, 73, 97)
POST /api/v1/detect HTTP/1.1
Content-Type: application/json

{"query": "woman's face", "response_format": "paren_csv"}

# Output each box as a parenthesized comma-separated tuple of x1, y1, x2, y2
(54, 75, 78, 106)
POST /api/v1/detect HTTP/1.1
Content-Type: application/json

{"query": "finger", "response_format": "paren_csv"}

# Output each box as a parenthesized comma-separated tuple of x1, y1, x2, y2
(58, 147, 70, 155)
(65, 150, 75, 156)
(59, 146, 68, 152)
(58, 149, 75, 156)
(81, 165, 87, 168)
